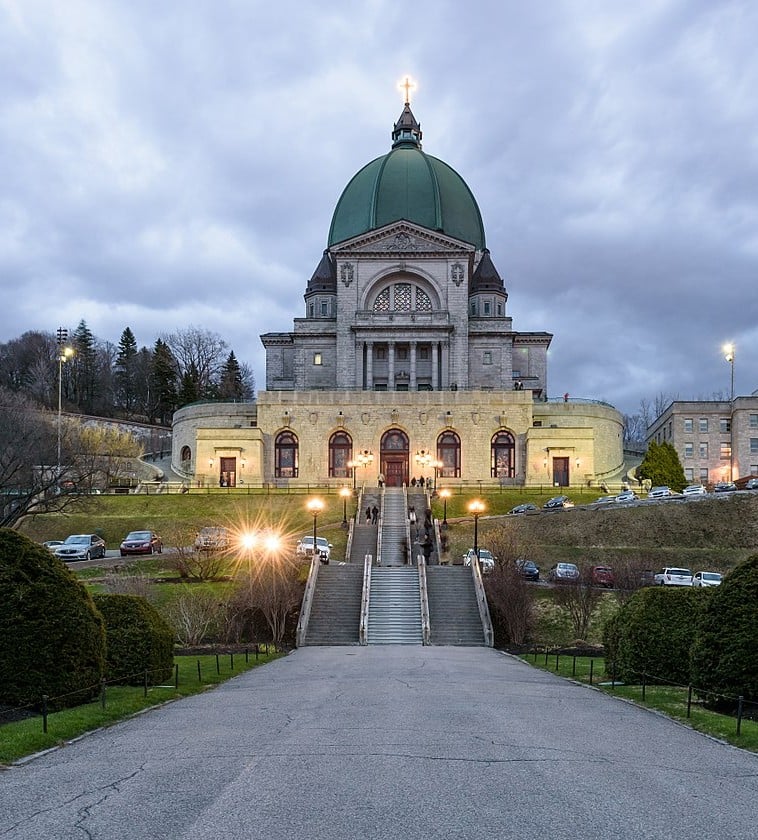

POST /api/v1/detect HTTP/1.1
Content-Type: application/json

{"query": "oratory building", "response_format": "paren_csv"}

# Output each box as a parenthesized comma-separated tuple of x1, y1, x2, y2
(172, 99, 624, 489)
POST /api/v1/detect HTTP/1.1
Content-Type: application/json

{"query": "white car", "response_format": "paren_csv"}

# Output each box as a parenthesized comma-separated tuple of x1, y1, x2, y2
(647, 486, 672, 499)
(462, 548, 495, 573)
(682, 485, 707, 497)
(692, 571, 722, 587)
(296, 535, 332, 563)
(615, 490, 637, 503)
(654, 567, 693, 586)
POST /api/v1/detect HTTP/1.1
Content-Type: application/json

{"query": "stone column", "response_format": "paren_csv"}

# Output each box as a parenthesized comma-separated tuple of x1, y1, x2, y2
(365, 341, 373, 390)
(410, 341, 417, 390)
(431, 342, 439, 390)
(388, 342, 395, 391)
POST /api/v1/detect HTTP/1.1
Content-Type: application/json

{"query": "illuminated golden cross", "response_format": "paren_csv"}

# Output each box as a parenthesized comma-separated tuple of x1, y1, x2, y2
(400, 75, 416, 105)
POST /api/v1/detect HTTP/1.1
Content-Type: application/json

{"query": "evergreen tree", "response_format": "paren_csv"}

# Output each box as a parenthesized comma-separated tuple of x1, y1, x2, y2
(218, 351, 244, 400)
(114, 327, 138, 416)
(71, 320, 97, 413)
(177, 362, 201, 406)
(149, 339, 178, 425)
(638, 440, 687, 491)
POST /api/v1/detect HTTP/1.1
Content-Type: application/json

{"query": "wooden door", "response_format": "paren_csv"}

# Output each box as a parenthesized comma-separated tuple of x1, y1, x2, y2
(552, 457, 569, 487)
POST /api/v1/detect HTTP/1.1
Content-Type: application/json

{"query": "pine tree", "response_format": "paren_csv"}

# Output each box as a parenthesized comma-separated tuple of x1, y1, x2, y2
(114, 327, 138, 416)
(177, 362, 201, 407)
(638, 440, 687, 491)
(71, 320, 97, 413)
(149, 339, 178, 425)
(218, 351, 244, 400)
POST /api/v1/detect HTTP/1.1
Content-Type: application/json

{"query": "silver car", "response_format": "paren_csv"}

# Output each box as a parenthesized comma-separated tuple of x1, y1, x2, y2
(54, 534, 106, 562)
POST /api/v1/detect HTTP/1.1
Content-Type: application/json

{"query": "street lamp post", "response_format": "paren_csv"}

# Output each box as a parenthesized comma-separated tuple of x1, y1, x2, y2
(307, 497, 324, 562)
(351, 449, 374, 489)
(439, 488, 450, 528)
(468, 499, 486, 559)
(724, 343, 735, 402)
(340, 486, 351, 528)
(56, 337, 74, 482)
(414, 449, 434, 487)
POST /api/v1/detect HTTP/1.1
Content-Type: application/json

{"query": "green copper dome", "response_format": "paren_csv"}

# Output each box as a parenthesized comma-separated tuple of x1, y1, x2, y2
(327, 104, 486, 250)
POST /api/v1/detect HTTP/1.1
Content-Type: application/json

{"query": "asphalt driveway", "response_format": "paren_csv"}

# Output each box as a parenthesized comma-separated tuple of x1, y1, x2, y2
(1, 647, 756, 839)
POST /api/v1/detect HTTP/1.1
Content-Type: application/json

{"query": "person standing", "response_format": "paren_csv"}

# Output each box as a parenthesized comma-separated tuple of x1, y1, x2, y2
(365, 506, 371, 524)
(371, 505, 378, 524)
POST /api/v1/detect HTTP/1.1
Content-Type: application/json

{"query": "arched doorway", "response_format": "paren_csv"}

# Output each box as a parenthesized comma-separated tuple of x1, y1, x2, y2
(380, 429, 409, 487)
(491, 430, 515, 478)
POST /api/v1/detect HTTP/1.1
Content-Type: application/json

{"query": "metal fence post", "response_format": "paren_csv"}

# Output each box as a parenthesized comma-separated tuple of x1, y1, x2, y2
(197, 659, 202, 683)
(42, 694, 48, 734)
(642, 672, 646, 702)
(589, 660, 594, 685)
(737, 696, 744, 735)
(100, 679, 106, 710)
(215, 653, 220, 674)
(175, 663, 179, 689)
(144, 670, 148, 698)
(687, 685, 693, 718)
(572, 656, 577, 677)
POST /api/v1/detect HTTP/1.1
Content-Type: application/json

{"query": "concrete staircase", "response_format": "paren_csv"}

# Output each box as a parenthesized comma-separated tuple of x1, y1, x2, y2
(366, 567, 423, 644)
(426, 566, 486, 645)
(301, 564, 363, 645)
(379, 487, 407, 565)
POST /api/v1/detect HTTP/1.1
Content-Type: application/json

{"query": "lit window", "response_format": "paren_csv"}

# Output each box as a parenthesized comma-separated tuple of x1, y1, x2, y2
(720, 442, 731, 460)
(683, 418, 693, 432)
(313, 353, 322, 366)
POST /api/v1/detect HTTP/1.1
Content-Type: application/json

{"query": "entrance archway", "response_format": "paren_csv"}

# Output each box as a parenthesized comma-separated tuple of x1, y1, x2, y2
(380, 429, 409, 487)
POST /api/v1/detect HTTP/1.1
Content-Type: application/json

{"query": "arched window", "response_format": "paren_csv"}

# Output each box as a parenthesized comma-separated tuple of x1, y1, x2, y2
(275, 431, 299, 478)
(491, 431, 515, 478)
(180, 445, 192, 463)
(372, 283, 435, 312)
(329, 431, 352, 478)
(437, 431, 461, 478)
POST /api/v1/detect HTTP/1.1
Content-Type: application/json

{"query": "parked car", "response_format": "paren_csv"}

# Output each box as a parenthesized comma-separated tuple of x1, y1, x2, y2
(653, 567, 693, 586)
(42, 540, 64, 551)
(463, 548, 495, 573)
(194, 526, 231, 552)
(516, 559, 540, 581)
(592, 496, 617, 506)
(615, 490, 637, 503)
(647, 486, 672, 499)
(53, 534, 107, 562)
(120, 530, 163, 556)
(692, 571, 722, 587)
(296, 535, 332, 563)
(509, 503, 538, 515)
(543, 495, 574, 510)
(547, 562, 580, 582)
(745, 478, 758, 491)
(682, 484, 707, 497)
(714, 482, 737, 493)
(590, 565, 614, 588)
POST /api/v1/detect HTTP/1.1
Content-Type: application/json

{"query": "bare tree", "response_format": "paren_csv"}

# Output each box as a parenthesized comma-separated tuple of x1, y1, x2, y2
(553, 574, 603, 641)
(76, 425, 143, 489)
(162, 326, 228, 397)
(482, 526, 536, 646)
(163, 523, 229, 581)
(163, 588, 220, 646)
(245, 555, 303, 645)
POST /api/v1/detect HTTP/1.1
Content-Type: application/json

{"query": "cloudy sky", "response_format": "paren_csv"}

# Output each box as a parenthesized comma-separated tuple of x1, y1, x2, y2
(2, 0, 757, 416)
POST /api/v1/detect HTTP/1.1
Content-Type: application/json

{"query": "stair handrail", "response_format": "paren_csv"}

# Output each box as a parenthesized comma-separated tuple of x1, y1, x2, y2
(343, 517, 355, 563)
(375, 485, 384, 565)
(417, 553, 431, 645)
(295, 552, 321, 647)
(359, 552, 373, 645)
(470, 555, 494, 647)
(403, 483, 412, 564)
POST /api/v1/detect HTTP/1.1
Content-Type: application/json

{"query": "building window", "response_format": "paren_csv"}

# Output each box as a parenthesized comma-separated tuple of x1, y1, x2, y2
(668, 421, 672, 437)
(483, 301, 491, 315)
(683, 418, 693, 433)
(491, 430, 515, 479)
(700, 468, 709, 482)
(415, 288, 432, 311)
(396, 347, 408, 361)
(275, 431, 298, 478)
(374, 288, 390, 311)
(512, 370, 521, 379)
(750, 438, 758, 454)
(309, 302, 315, 317)
(470, 301, 477, 316)
(180, 445, 192, 463)
(375, 347, 387, 360)
(720, 442, 731, 460)
(320, 301, 328, 316)
(497, 302, 503, 316)
(419, 346, 430, 360)
(685, 468, 694, 481)
(750, 414, 758, 428)
(437, 431, 461, 478)
(483, 351, 492, 365)
(720, 418, 731, 433)
(699, 442, 708, 459)
(684, 443, 694, 458)
(313, 353, 322, 366)
(751, 465, 758, 476)
(328, 431, 352, 478)
(699, 418, 708, 433)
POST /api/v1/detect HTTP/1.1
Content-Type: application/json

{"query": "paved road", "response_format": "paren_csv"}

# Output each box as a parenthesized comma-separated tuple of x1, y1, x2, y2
(1, 647, 756, 839)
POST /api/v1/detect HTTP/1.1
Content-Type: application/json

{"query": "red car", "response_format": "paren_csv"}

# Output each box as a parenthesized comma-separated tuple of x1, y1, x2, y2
(590, 565, 614, 588)
(120, 530, 163, 556)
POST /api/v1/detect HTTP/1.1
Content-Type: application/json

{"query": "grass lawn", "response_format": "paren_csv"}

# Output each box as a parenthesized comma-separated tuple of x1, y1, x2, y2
(520, 653, 758, 753)
(0, 650, 281, 765)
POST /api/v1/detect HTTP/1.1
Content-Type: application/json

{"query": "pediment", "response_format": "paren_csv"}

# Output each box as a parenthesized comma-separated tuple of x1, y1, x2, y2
(331, 222, 475, 257)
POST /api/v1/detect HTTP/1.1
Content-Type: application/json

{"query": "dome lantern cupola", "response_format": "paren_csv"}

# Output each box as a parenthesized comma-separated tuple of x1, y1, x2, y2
(392, 102, 422, 149)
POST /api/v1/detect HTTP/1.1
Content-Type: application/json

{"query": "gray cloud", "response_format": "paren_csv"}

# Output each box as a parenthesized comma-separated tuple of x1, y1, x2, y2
(1, 0, 756, 415)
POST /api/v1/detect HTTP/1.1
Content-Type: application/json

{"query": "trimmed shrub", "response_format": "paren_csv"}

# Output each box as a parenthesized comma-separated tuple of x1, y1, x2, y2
(0, 530, 105, 708)
(605, 586, 707, 684)
(92, 594, 175, 685)
(691, 553, 758, 706)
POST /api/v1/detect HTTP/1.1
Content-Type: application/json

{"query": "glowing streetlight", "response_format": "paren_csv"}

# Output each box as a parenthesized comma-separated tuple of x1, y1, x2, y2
(56, 337, 74, 481)
(724, 343, 735, 402)
(350, 449, 374, 489)
(468, 499, 486, 559)
(340, 486, 351, 528)
(439, 488, 451, 528)
(307, 498, 325, 563)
